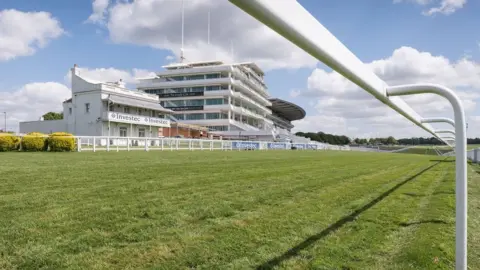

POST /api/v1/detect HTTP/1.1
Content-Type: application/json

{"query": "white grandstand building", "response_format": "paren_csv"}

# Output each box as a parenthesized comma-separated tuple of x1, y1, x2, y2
(137, 60, 308, 142)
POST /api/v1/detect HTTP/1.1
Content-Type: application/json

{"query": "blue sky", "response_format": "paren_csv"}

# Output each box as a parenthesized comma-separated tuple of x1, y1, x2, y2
(1, 0, 479, 138)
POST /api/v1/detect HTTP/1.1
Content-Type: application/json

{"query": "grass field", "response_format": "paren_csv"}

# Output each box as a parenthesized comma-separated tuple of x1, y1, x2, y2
(1, 151, 479, 269)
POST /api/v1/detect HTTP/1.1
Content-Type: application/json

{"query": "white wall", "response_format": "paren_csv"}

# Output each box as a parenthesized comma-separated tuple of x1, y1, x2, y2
(19, 120, 67, 134)
(71, 91, 103, 136)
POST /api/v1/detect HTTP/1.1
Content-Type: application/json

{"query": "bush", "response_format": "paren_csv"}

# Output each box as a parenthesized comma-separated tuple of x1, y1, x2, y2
(48, 132, 75, 152)
(0, 133, 20, 152)
(21, 132, 48, 151)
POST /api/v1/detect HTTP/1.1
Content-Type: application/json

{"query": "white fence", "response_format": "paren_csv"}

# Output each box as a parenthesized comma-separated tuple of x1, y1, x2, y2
(73, 136, 351, 152)
(467, 148, 480, 163)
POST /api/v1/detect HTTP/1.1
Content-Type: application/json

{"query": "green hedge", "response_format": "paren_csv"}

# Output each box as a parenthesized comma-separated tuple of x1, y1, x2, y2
(0, 133, 20, 152)
(48, 132, 75, 152)
(21, 132, 48, 152)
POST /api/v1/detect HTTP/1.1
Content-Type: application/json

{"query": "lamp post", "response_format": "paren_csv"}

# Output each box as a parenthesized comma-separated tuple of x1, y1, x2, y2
(3, 112, 6, 132)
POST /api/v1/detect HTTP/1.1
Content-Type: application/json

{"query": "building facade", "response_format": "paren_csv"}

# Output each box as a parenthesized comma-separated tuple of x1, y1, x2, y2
(20, 65, 173, 137)
(137, 61, 275, 134)
(136, 60, 307, 141)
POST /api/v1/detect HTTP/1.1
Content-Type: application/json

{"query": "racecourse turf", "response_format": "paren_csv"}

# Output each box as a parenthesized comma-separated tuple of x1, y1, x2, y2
(0, 151, 479, 269)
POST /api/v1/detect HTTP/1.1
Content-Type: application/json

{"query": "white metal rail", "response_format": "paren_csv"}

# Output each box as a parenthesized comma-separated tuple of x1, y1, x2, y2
(228, 0, 468, 268)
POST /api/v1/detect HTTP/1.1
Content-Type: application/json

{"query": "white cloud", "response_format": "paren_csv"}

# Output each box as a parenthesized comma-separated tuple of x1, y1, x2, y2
(87, 0, 316, 71)
(423, 0, 467, 15)
(394, 0, 467, 15)
(86, 0, 110, 24)
(0, 82, 70, 131)
(293, 46, 480, 139)
(0, 9, 65, 62)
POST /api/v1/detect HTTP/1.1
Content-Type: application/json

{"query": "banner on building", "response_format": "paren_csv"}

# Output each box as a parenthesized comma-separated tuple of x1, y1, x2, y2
(107, 112, 170, 127)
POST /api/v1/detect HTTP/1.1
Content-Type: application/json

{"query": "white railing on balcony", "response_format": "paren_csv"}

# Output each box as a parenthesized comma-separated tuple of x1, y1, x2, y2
(230, 119, 260, 131)
(233, 67, 269, 97)
(232, 91, 272, 114)
(233, 79, 271, 106)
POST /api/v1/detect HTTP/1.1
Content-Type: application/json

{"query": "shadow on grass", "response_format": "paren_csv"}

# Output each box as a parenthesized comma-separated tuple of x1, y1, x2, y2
(398, 219, 449, 227)
(256, 161, 443, 270)
(403, 192, 424, 197)
(430, 159, 455, 163)
(432, 191, 455, 195)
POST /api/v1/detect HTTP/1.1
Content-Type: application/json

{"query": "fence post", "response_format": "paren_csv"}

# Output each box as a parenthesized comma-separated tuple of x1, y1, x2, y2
(145, 138, 148, 151)
(77, 138, 82, 152)
(93, 137, 96, 152)
(127, 138, 130, 151)
(161, 138, 164, 151)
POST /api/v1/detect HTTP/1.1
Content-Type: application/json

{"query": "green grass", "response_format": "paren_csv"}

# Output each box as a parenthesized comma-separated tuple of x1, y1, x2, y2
(0, 151, 479, 269)
(467, 144, 480, 150)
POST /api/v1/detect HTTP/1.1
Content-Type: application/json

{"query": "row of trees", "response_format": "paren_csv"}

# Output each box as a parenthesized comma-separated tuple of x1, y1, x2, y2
(295, 132, 350, 145)
(295, 131, 480, 146)
(353, 137, 398, 145)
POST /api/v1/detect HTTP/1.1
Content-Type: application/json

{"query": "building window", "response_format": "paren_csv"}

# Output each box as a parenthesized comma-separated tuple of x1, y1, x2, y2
(186, 74, 204, 80)
(85, 103, 90, 113)
(206, 113, 220, 119)
(168, 76, 184, 81)
(206, 73, 220, 79)
(168, 100, 184, 107)
(205, 98, 224, 105)
(119, 127, 127, 137)
(124, 107, 130, 114)
(191, 86, 204, 92)
(69, 107, 72, 115)
(139, 128, 145, 137)
(185, 99, 204, 106)
(205, 85, 221, 91)
(185, 113, 204, 120)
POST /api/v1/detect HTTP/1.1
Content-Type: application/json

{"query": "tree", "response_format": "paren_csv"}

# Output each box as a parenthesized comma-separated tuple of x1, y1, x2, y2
(386, 136, 397, 145)
(42, 112, 63, 120)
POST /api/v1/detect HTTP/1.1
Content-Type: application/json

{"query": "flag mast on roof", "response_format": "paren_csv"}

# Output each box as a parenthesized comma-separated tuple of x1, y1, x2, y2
(208, 11, 211, 45)
(180, 0, 185, 63)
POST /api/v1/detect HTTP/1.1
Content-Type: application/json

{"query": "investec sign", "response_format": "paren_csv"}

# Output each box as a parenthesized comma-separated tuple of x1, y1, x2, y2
(232, 141, 260, 149)
(267, 142, 287, 149)
(107, 112, 170, 127)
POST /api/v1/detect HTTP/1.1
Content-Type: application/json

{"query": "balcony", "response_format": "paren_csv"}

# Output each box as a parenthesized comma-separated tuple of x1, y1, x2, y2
(137, 77, 232, 89)
(232, 80, 271, 106)
(232, 91, 272, 115)
(232, 67, 268, 97)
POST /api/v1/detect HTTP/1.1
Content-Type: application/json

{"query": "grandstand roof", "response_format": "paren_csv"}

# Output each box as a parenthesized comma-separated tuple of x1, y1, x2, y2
(269, 98, 306, 121)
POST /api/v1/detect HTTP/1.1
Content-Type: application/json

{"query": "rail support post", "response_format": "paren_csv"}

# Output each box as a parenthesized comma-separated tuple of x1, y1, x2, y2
(387, 83, 467, 270)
